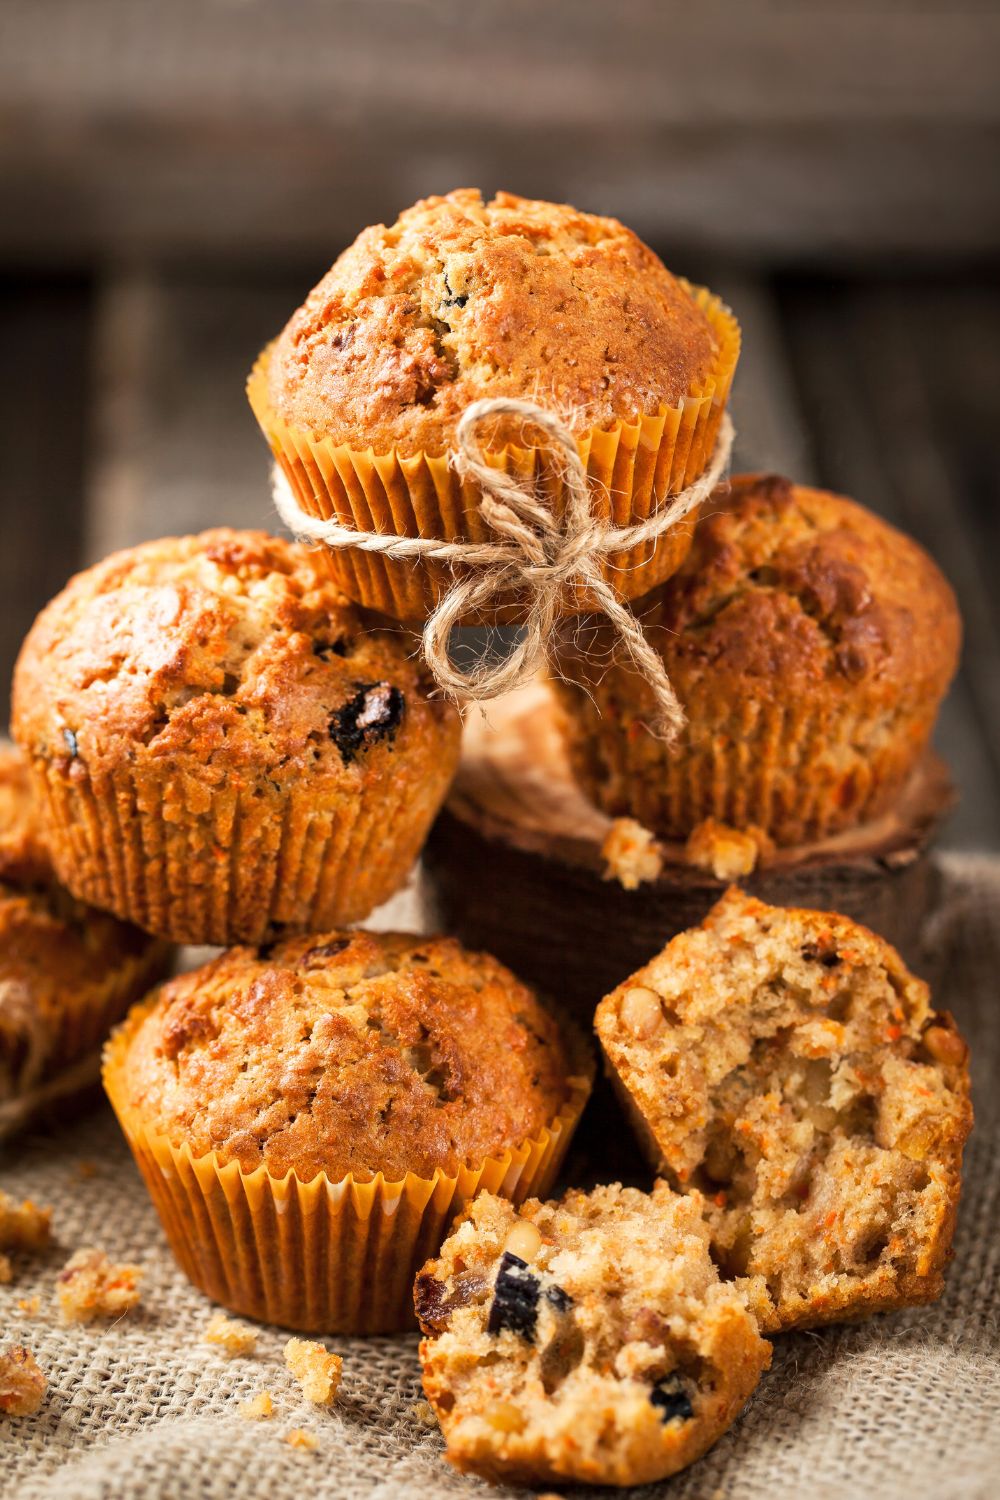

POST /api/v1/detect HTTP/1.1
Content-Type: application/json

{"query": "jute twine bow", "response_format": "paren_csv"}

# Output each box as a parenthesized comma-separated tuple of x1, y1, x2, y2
(271, 400, 734, 743)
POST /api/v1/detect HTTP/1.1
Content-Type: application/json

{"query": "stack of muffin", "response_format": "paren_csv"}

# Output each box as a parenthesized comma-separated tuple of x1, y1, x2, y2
(1, 190, 972, 1490)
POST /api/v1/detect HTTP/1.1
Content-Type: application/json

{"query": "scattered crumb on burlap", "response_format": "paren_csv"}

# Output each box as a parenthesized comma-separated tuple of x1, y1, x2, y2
(0, 854, 997, 1499)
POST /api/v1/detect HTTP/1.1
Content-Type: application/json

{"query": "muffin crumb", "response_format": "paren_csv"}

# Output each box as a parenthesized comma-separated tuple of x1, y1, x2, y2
(284, 1427, 319, 1453)
(239, 1391, 274, 1421)
(16, 1296, 41, 1316)
(601, 818, 663, 890)
(0, 1345, 46, 1416)
(284, 1337, 342, 1405)
(684, 819, 773, 880)
(55, 1248, 142, 1324)
(203, 1313, 258, 1357)
(412, 1398, 438, 1429)
(0, 1190, 51, 1251)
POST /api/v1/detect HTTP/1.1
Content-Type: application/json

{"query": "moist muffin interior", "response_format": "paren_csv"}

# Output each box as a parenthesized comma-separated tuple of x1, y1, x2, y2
(596, 890, 972, 1331)
(414, 1183, 769, 1487)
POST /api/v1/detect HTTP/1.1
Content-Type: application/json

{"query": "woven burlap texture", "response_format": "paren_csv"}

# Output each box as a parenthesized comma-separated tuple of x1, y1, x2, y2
(2, 852, 998, 1500)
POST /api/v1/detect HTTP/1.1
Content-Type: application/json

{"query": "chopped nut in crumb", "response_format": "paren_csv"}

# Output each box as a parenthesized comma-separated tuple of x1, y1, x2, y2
(203, 1312, 257, 1357)
(17, 1296, 41, 1317)
(601, 818, 663, 890)
(0, 1190, 51, 1251)
(55, 1248, 142, 1324)
(284, 1428, 319, 1452)
(0, 1345, 46, 1416)
(239, 1391, 274, 1421)
(284, 1337, 342, 1406)
(0, 1253, 11, 1284)
(684, 818, 774, 881)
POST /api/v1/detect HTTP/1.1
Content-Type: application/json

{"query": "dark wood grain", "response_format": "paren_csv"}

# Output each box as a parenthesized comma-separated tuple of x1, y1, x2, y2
(0, 276, 92, 729)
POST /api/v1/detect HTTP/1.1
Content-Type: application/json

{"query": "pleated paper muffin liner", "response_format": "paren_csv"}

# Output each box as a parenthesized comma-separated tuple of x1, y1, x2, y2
(26, 748, 451, 947)
(248, 285, 740, 623)
(103, 1023, 593, 1335)
(558, 679, 942, 849)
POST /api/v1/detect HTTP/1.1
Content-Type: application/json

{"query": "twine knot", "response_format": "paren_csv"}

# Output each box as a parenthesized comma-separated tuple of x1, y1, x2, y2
(272, 398, 734, 744)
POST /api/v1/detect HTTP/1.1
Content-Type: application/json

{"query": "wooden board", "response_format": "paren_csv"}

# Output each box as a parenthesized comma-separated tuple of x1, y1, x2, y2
(424, 684, 954, 1019)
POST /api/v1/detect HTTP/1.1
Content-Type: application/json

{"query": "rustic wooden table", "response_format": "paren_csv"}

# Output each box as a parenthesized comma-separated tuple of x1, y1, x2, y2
(2, 265, 998, 848)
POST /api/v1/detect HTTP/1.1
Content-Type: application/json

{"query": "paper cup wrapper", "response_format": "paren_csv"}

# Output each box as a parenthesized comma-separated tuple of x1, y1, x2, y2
(248, 285, 740, 623)
(103, 1027, 593, 1334)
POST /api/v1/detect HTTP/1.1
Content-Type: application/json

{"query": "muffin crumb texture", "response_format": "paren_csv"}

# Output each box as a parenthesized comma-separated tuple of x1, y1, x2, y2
(596, 889, 972, 1331)
(284, 1338, 342, 1405)
(284, 1428, 319, 1453)
(203, 1313, 257, 1357)
(415, 1183, 769, 1487)
(601, 818, 663, 890)
(239, 1391, 275, 1421)
(267, 189, 719, 455)
(56, 1249, 143, 1325)
(684, 819, 773, 880)
(0, 1345, 46, 1416)
(0, 1191, 51, 1251)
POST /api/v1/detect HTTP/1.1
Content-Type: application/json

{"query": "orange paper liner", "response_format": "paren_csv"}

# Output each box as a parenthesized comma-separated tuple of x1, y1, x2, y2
(27, 746, 448, 948)
(103, 1025, 593, 1334)
(248, 284, 740, 623)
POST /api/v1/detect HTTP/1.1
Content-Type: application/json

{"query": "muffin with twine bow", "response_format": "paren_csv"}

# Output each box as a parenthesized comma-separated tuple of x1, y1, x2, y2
(553, 474, 961, 847)
(249, 190, 739, 645)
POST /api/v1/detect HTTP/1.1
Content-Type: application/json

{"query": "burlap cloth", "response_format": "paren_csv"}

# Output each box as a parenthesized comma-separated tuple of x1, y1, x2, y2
(2, 853, 998, 1500)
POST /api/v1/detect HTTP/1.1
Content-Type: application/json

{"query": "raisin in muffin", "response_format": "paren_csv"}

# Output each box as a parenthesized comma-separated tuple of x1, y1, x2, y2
(0, 745, 168, 1136)
(414, 1183, 769, 1487)
(104, 929, 592, 1333)
(12, 529, 461, 945)
(554, 473, 961, 846)
(595, 889, 972, 1332)
(248, 189, 739, 620)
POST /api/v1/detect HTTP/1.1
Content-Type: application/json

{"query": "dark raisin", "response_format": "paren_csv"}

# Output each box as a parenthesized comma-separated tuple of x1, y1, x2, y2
(314, 639, 348, 660)
(650, 1373, 694, 1424)
(802, 944, 840, 969)
(414, 1273, 449, 1333)
(442, 273, 468, 311)
(545, 1284, 574, 1315)
(257, 940, 278, 961)
(487, 1253, 541, 1339)
(62, 728, 78, 758)
(300, 938, 352, 966)
(328, 682, 404, 763)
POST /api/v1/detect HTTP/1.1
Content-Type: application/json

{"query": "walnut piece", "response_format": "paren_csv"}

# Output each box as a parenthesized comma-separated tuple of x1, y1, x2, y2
(55, 1248, 142, 1324)
(0, 1191, 52, 1251)
(203, 1312, 257, 1357)
(601, 818, 664, 891)
(0, 1345, 46, 1416)
(284, 1338, 342, 1405)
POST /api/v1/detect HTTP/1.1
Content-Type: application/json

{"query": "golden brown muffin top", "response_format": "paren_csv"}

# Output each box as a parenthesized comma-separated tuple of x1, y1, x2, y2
(646, 474, 960, 694)
(113, 930, 588, 1183)
(0, 747, 51, 887)
(266, 189, 719, 454)
(12, 529, 457, 781)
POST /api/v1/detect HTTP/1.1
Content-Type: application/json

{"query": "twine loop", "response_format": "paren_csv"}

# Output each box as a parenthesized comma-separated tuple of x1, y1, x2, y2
(272, 399, 734, 743)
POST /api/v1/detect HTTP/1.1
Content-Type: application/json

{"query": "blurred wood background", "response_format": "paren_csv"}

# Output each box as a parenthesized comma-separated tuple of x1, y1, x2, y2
(0, 1, 998, 847)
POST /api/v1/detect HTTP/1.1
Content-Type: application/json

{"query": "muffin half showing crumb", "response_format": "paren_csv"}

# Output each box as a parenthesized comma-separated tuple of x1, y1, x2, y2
(12, 529, 461, 945)
(249, 189, 739, 621)
(104, 929, 592, 1333)
(0, 745, 169, 1137)
(414, 1183, 770, 1488)
(595, 889, 972, 1332)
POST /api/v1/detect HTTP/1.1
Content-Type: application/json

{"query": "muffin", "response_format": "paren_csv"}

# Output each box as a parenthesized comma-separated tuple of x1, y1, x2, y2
(103, 929, 593, 1333)
(11, 529, 461, 946)
(248, 189, 739, 621)
(554, 473, 961, 846)
(414, 1182, 769, 1487)
(595, 889, 973, 1332)
(0, 746, 168, 1135)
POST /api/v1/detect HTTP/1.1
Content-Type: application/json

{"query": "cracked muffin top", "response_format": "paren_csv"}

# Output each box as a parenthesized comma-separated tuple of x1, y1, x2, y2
(0, 747, 51, 888)
(265, 189, 720, 454)
(109, 929, 591, 1183)
(643, 473, 960, 694)
(12, 529, 459, 782)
